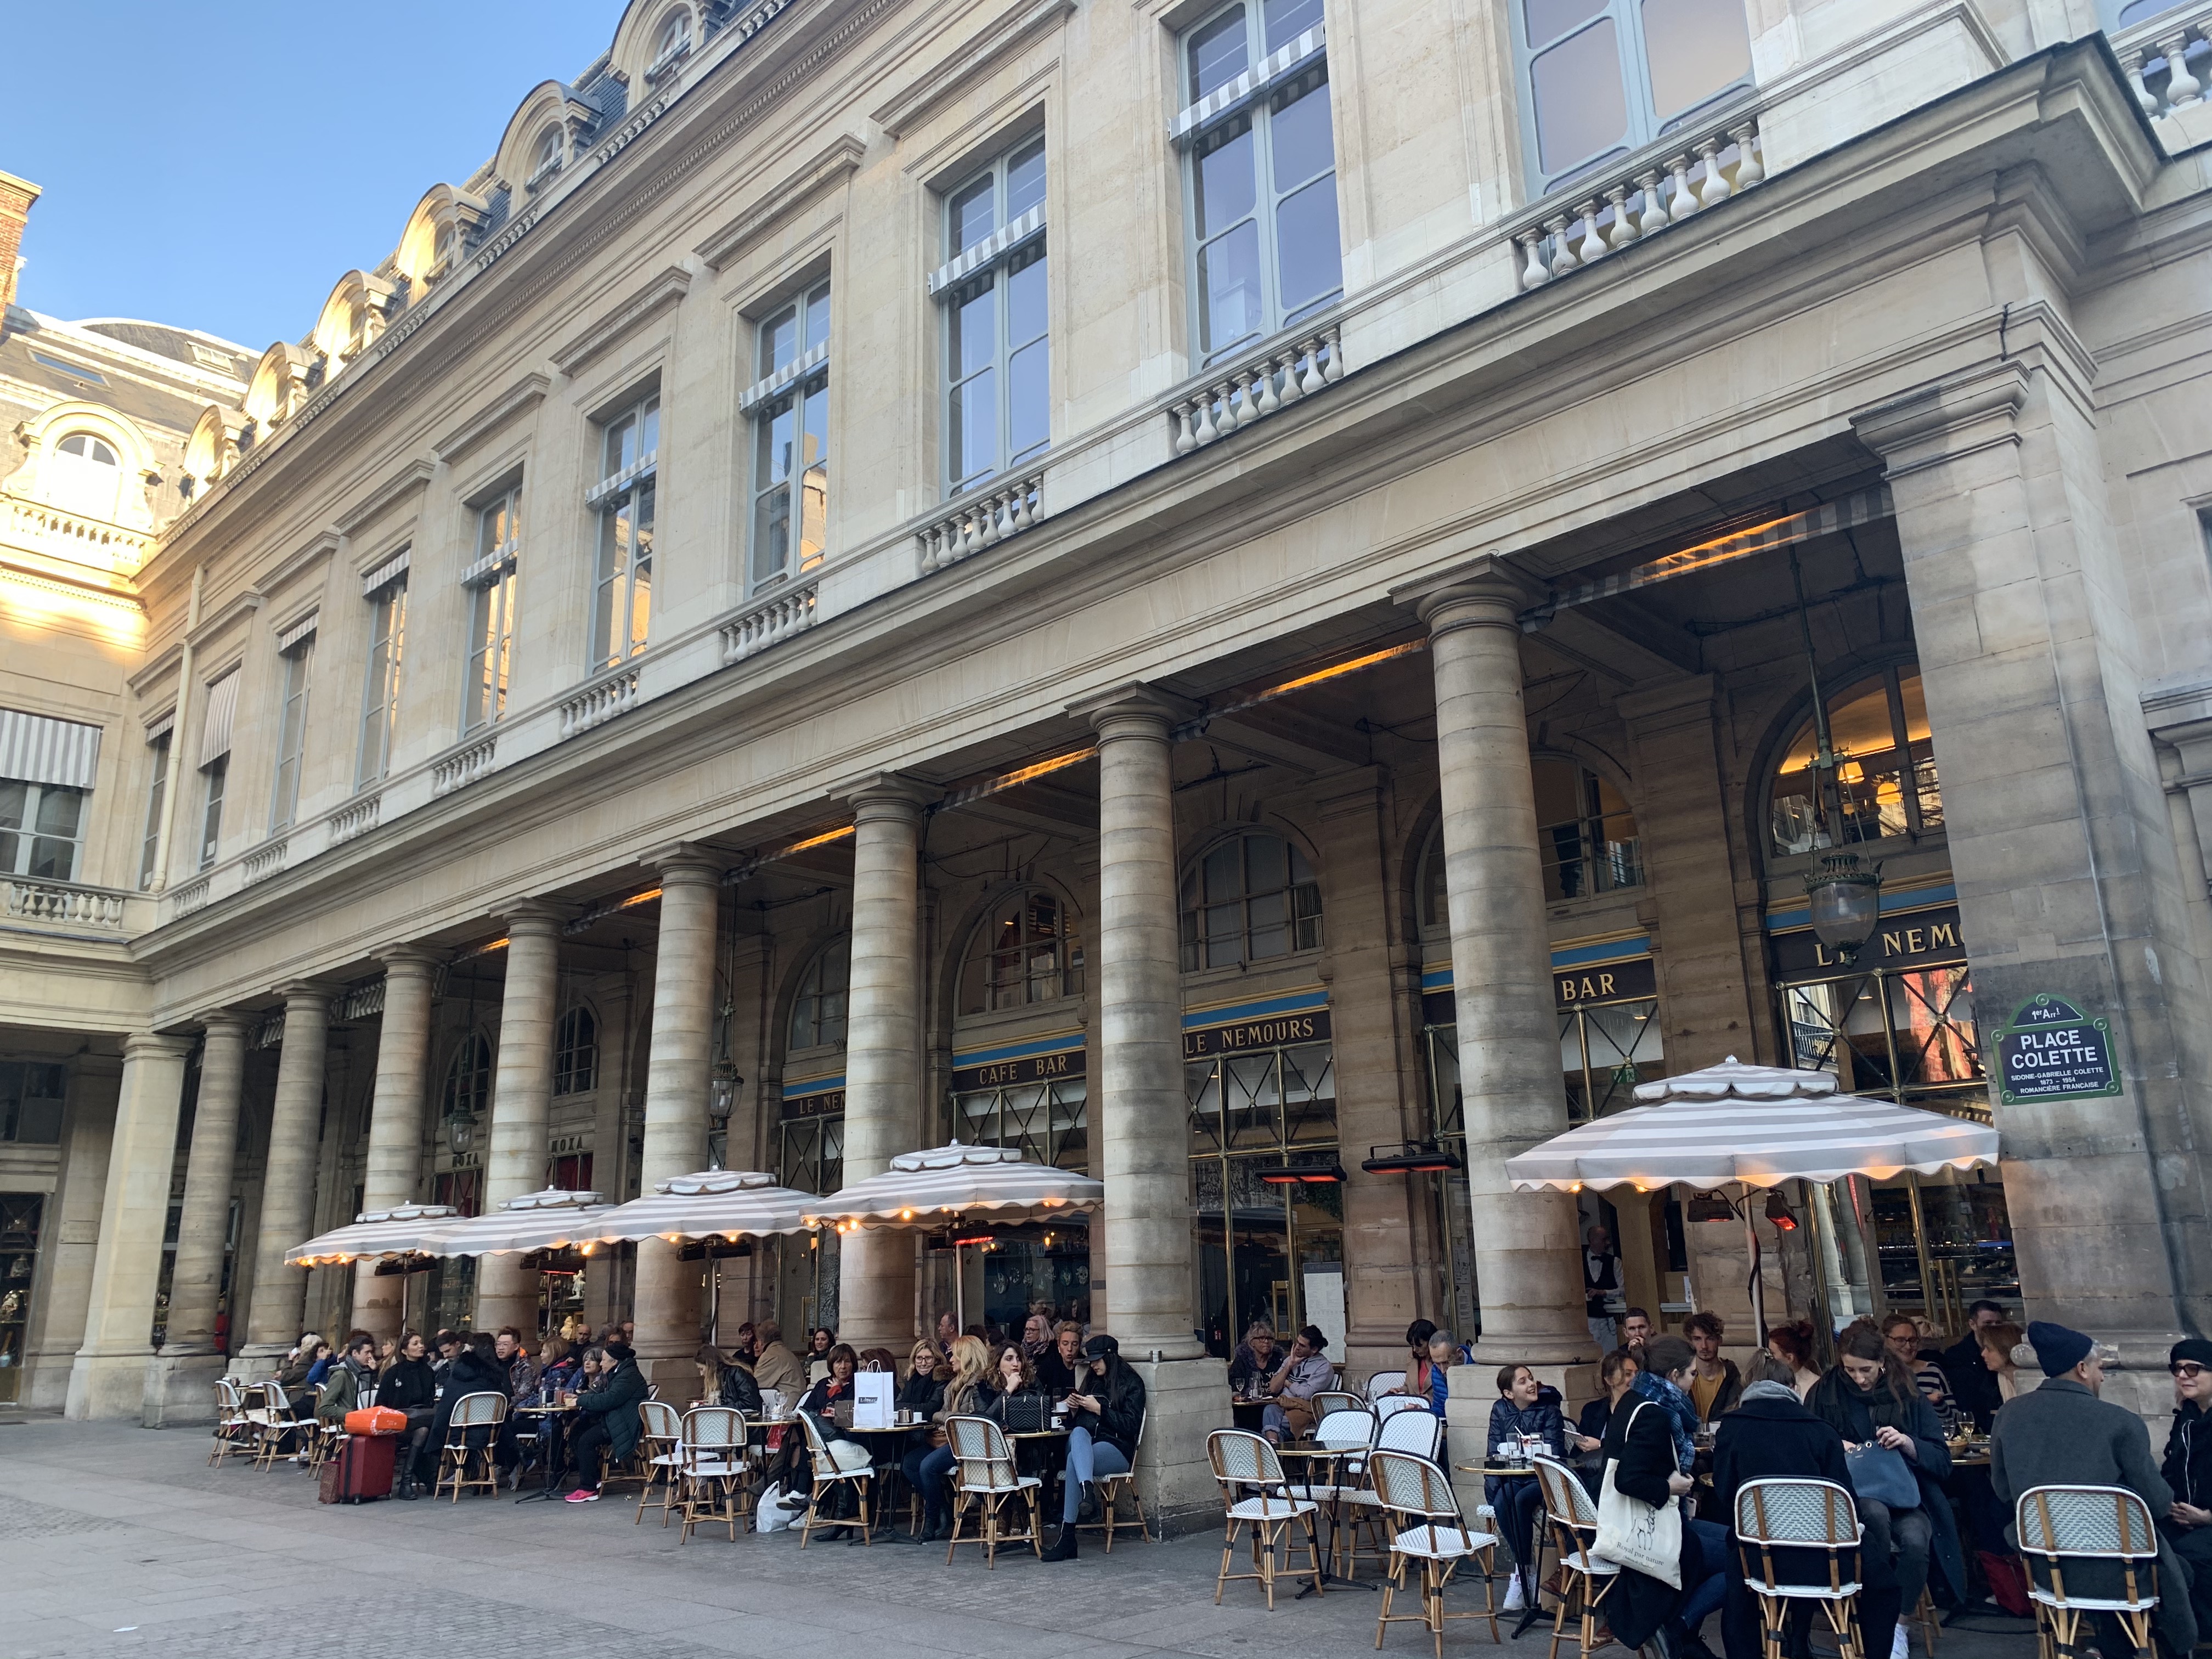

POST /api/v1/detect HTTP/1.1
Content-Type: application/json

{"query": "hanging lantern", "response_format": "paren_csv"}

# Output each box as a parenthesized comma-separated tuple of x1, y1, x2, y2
(1805, 849, 1883, 964)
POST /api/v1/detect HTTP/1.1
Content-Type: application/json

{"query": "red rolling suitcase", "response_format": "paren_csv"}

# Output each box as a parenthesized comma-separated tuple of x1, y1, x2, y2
(318, 1433, 397, 1504)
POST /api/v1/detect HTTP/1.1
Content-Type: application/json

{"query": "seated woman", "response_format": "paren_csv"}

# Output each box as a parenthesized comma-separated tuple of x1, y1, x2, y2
(1572, 1347, 1639, 1478)
(1486, 1361, 1567, 1611)
(534, 1336, 575, 1397)
(1764, 1320, 1822, 1398)
(380, 1331, 439, 1499)
(1601, 1335, 1728, 1659)
(909, 1334, 991, 1542)
(1036, 1320, 1085, 1398)
(1226, 1321, 1283, 1397)
(793, 1342, 874, 1539)
(313, 1331, 380, 1426)
(899, 1338, 949, 1434)
(1979, 1319, 2029, 1406)
(1037, 1335, 1147, 1561)
(1375, 1318, 1440, 1398)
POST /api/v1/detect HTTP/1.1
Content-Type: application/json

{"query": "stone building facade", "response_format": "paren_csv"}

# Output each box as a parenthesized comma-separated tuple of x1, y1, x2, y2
(6, 0, 2212, 1517)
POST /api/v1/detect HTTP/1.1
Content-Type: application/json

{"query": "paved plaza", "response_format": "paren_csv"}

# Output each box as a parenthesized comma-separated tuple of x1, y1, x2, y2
(0, 1419, 2039, 1659)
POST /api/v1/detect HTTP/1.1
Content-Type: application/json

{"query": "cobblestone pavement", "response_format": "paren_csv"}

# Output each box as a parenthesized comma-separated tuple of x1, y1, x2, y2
(0, 1420, 2037, 1659)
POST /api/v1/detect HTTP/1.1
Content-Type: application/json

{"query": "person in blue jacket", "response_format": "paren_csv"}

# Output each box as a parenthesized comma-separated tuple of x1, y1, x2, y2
(1487, 1361, 1567, 1611)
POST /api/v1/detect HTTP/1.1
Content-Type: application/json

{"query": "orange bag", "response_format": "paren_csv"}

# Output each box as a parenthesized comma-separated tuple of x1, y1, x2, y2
(345, 1406, 408, 1436)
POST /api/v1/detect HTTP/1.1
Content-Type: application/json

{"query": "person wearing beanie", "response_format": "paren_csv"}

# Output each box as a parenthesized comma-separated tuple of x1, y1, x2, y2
(1712, 1378, 1850, 1659)
(1993, 1322, 2197, 1653)
(562, 1339, 647, 1501)
(2160, 1338, 2212, 1639)
(1036, 1334, 1145, 1561)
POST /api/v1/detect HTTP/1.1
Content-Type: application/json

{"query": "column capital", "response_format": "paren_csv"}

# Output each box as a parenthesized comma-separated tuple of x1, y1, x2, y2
(1848, 360, 2027, 477)
(642, 840, 721, 884)
(195, 1008, 252, 1037)
(122, 1032, 195, 1064)
(1068, 682, 1196, 738)
(1404, 556, 1543, 632)
(842, 771, 935, 821)
(500, 898, 569, 938)
(275, 979, 342, 1011)
(375, 944, 442, 975)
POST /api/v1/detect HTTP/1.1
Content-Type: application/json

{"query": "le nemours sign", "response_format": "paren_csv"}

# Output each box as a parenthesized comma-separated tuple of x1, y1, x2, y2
(1994, 994, 2120, 1105)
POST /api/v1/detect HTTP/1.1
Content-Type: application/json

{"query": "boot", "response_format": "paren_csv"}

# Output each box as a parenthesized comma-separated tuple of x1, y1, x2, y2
(1039, 1525, 1079, 1562)
(1075, 1481, 1102, 1525)
(394, 1469, 417, 1501)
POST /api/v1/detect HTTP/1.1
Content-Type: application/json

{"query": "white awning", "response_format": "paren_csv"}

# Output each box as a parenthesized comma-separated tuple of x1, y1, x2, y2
(360, 546, 410, 595)
(287, 1202, 463, 1267)
(0, 708, 103, 790)
(424, 1189, 616, 1257)
(579, 1169, 815, 1244)
(274, 610, 319, 653)
(144, 708, 176, 743)
(802, 1141, 1103, 1230)
(199, 670, 239, 766)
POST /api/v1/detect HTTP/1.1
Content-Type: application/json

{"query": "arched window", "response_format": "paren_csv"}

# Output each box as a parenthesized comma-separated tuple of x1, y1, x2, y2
(531, 125, 565, 184)
(1532, 756, 1640, 901)
(1180, 831, 1321, 971)
(958, 888, 1084, 1015)
(441, 1031, 492, 1121)
(651, 7, 692, 67)
(554, 1006, 597, 1095)
(432, 222, 457, 275)
(789, 937, 850, 1050)
(1767, 663, 1940, 859)
(48, 431, 121, 521)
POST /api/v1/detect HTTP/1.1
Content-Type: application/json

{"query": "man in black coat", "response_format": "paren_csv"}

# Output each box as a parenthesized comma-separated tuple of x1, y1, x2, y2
(1712, 1379, 1851, 1659)
(1937, 1300, 2008, 1431)
(563, 1341, 649, 1500)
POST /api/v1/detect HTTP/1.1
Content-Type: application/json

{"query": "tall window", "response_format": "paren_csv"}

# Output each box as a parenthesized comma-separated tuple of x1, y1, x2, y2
(0, 1060, 67, 1144)
(958, 889, 1084, 1014)
(1178, 0, 1340, 367)
(748, 282, 831, 591)
(0, 782, 86, 881)
(554, 1006, 598, 1095)
(529, 125, 565, 187)
(1513, 0, 1753, 197)
(197, 758, 226, 869)
(1181, 830, 1321, 970)
(789, 938, 850, 1050)
(48, 431, 122, 521)
(442, 1032, 492, 1121)
(268, 635, 314, 833)
(465, 486, 521, 732)
(139, 731, 169, 889)
(358, 574, 407, 786)
(1767, 664, 1941, 859)
(1532, 757, 1640, 901)
(940, 139, 1048, 494)
(591, 392, 657, 669)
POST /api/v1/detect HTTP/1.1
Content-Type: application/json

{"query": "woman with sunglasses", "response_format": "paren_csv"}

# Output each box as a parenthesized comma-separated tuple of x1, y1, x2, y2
(2162, 1340, 2212, 1638)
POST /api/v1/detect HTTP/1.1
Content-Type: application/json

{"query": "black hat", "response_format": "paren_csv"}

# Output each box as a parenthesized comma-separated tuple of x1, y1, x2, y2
(602, 1340, 635, 1363)
(1083, 1334, 1119, 1361)
(2027, 1321, 2092, 1378)
(2171, 1339, 2212, 1370)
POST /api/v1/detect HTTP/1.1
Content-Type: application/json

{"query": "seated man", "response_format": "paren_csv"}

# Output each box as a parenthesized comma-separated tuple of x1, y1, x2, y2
(1257, 1324, 1334, 1444)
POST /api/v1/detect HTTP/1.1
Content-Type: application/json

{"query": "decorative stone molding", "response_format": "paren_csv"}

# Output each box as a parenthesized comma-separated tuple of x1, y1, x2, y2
(326, 794, 381, 847)
(918, 471, 1042, 574)
(721, 580, 819, 662)
(171, 878, 211, 917)
(241, 839, 289, 886)
(559, 668, 642, 738)
(695, 133, 868, 270)
(432, 736, 497, 795)
(550, 264, 693, 377)
(1, 878, 127, 930)
(1, 493, 152, 572)
(1171, 326, 1341, 454)
(870, 0, 1075, 137)
(333, 458, 437, 538)
(433, 372, 552, 462)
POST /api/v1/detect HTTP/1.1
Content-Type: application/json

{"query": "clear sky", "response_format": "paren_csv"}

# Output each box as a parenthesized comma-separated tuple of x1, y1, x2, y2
(8, 1, 630, 351)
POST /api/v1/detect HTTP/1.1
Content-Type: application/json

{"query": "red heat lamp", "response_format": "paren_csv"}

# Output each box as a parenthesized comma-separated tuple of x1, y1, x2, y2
(1258, 1157, 1350, 1186)
(1360, 1141, 1464, 1176)
(1763, 1190, 1799, 1232)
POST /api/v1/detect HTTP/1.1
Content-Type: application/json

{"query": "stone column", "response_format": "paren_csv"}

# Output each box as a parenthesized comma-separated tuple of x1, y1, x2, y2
(1074, 685, 1224, 1527)
(240, 986, 334, 1361)
(64, 1034, 194, 1420)
(476, 905, 565, 1335)
(633, 852, 719, 1389)
(144, 1012, 250, 1423)
(1417, 567, 1594, 1376)
(351, 949, 437, 1339)
(836, 776, 931, 1352)
(20, 1056, 119, 1410)
(1854, 359, 2212, 1412)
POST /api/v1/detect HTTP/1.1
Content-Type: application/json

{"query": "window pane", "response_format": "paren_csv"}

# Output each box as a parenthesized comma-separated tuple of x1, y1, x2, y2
(1197, 221, 1264, 359)
(1188, 5, 1250, 99)
(1530, 19, 1627, 175)
(33, 786, 81, 839)
(1194, 117, 1258, 240)
(29, 834, 75, 881)
(640, 398, 659, 456)
(1271, 70, 1335, 190)
(951, 174, 996, 254)
(952, 281, 996, 379)
(1640, 0, 1751, 121)
(800, 381, 830, 475)
(1009, 339, 1049, 462)
(1263, 0, 1323, 50)
(753, 484, 791, 585)
(1203, 839, 1242, 903)
(603, 412, 634, 475)
(1274, 177, 1341, 314)
(804, 284, 832, 351)
(0, 781, 22, 831)
(1007, 253, 1047, 346)
(798, 387, 829, 571)
(1246, 833, 1287, 892)
(951, 369, 997, 489)
(764, 399, 795, 484)
(1006, 139, 1047, 221)
(1525, 0, 1606, 45)
(763, 304, 798, 375)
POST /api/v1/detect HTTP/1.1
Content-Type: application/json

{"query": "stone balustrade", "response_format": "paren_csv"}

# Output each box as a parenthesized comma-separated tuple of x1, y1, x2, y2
(2120, 6, 2212, 121)
(241, 840, 289, 886)
(721, 579, 819, 662)
(1, 492, 154, 572)
(432, 737, 496, 796)
(1171, 325, 1343, 454)
(2, 878, 128, 930)
(326, 794, 381, 846)
(558, 668, 641, 738)
(171, 878, 211, 917)
(918, 472, 1043, 574)
(1511, 112, 1765, 293)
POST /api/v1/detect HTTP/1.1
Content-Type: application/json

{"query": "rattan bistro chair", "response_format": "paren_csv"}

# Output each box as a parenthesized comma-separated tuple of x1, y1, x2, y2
(1076, 1408, 1150, 1551)
(1370, 1449, 1502, 1657)
(628, 1399, 685, 1525)
(1378, 1393, 1435, 1421)
(1733, 1477, 1866, 1659)
(1368, 1370, 1409, 1402)
(1210, 1427, 1326, 1609)
(252, 1383, 315, 1470)
(1340, 1406, 1448, 1573)
(944, 1414, 1038, 1566)
(2016, 1484, 2163, 1659)
(1314, 1389, 1367, 1423)
(1532, 1454, 1621, 1659)
(208, 1378, 253, 1467)
(677, 1407, 755, 1543)
(800, 1410, 878, 1550)
(436, 1391, 507, 1500)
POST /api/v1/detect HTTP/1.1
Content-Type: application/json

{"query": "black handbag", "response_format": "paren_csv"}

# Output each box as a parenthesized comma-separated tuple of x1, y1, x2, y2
(999, 1391, 1047, 1433)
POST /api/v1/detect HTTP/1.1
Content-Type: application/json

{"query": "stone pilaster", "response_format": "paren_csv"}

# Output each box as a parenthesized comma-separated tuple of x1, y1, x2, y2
(20, 1056, 119, 1409)
(145, 1012, 250, 1424)
(633, 853, 719, 1389)
(477, 905, 565, 1335)
(350, 950, 438, 1338)
(837, 776, 931, 1352)
(240, 986, 334, 1360)
(1074, 684, 1224, 1529)
(1416, 566, 1594, 1377)
(64, 1034, 193, 1420)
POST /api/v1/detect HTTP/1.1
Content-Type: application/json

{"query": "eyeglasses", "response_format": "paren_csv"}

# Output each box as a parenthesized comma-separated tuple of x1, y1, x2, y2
(2173, 1363, 2207, 1379)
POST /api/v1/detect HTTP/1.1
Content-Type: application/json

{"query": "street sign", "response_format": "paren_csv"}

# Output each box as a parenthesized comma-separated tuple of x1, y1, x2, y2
(1994, 994, 2121, 1105)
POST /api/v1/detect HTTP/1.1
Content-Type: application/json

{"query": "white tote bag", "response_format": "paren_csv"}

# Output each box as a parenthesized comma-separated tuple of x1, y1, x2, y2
(1592, 1400, 1683, 1588)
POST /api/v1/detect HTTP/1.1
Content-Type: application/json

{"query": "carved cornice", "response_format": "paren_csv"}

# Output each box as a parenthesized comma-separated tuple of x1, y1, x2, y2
(870, 0, 1076, 138)
(258, 531, 340, 597)
(550, 264, 694, 377)
(332, 457, 438, 537)
(433, 371, 553, 462)
(695, 132, 867, 270)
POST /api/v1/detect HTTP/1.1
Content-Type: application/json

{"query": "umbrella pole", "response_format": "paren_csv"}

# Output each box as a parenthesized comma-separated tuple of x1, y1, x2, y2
(1742, 1189, 1767, 1341)
(955, 1240, 965, 1332)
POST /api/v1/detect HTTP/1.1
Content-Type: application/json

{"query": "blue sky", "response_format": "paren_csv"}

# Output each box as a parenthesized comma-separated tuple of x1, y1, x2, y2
(9, 1, 628, 351)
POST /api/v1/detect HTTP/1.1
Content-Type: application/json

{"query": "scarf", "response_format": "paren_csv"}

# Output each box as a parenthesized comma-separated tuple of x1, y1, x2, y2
(1633, 1370, 1697, 1472)
(1806, 1367, 1914, 1442)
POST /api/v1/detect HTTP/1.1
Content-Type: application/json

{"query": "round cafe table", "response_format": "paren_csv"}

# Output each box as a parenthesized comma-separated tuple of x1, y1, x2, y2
(512, 1401, 582, 1502)
(842, 1420, 933, 1540)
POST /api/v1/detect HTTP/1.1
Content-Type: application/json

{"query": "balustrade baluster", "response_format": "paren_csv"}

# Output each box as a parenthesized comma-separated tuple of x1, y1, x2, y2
(1605, 184, 1638, 250)
(1728, 124, 1764, 190)
(1696, 138, 1733, 208)
(1574, 199, 1607, 264)
(1520, 230, 1550, 290)
(1634, 171, 1668, 239)
(1321, 325, 1342, 383)
(1173, 400, 1199, 454)
(1255, 358, 1283, 415)
(2163, 33, 2203, 107)
(1545, 214, 1579, 278)
(1276, 348, 1304, 404)
(1193, 393, 1220, 445)
(1666, 155, 1696, 222)
(1012, 483, 1035, 531)
(2124, 49, 2158, 114)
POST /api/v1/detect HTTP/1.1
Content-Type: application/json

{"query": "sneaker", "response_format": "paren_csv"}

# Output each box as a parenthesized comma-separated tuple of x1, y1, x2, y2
(1891, 1629, 1908, 1659)
(1503, 1575, 1527, 1612)
(563, 1488, 601, 1503)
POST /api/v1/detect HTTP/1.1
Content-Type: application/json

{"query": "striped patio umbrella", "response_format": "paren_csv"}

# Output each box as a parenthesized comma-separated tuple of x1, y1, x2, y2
(422, 1188, 614, 1257)
(581, 1168, 816, 1244)
(801, 1141, 1103, 1230)
(287, 1201, 461, 1267)
(1503, 1056, 1998, 1192)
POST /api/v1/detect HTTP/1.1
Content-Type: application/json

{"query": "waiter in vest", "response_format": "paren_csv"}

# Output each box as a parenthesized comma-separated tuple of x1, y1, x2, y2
(1584, 1224, 1622, 1352)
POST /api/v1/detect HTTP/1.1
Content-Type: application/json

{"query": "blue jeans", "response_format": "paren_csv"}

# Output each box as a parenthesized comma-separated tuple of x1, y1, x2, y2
(1062, 1426, 1130, 1522)
(1677, 1517, 1728, 1634)
(911, 1443, 957, 1527)
(1486, 1474, 1546, 1577)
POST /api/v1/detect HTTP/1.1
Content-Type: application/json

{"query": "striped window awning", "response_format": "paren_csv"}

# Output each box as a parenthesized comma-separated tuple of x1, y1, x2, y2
(360, 547, 411, 596)
(0, 708, 103, 791)
(275, 610, 319, 653)
(1170, 23, 1326, 146)
(926, 205, 1045, 297)
(199, 670, 240, 767)
(144, 707, 176, 744)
